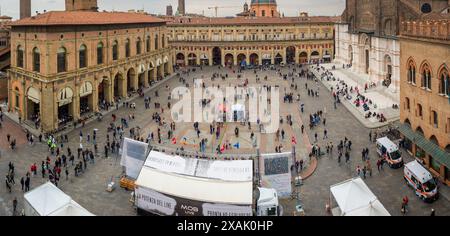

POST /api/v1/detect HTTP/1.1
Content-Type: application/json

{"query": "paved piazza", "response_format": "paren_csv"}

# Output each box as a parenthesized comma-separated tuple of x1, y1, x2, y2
(1, 65, 449, 216)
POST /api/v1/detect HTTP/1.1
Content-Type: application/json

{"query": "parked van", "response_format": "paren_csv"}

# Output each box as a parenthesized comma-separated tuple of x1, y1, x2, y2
(404, 160, 439, 202)
(376, 137, 403, 168)
(256, 187, 280, 216)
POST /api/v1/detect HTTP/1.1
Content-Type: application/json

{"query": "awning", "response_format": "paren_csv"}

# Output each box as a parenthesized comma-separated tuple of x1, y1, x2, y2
(156, 58, 162, 66)
(163, 56, 169, 63)
(79, 82, 93, 97)
(262, 54, 272, 59)
(323, 55, 331, 58)
(200, 54, 208, 59)
(27, 87, 40, 104)
(398, 123, 450, 167)
(138, 64, 146, 74)
(58, 87, 73, 106)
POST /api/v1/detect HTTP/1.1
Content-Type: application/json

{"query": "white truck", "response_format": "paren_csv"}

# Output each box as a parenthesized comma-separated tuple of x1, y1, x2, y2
(404, 160, 439, 202)
(256, 187, 280, 216)
(376, 137, 403, 168)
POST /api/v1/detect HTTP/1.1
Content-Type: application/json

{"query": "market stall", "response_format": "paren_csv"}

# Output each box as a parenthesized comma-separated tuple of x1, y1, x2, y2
(330, 177, 390, 216)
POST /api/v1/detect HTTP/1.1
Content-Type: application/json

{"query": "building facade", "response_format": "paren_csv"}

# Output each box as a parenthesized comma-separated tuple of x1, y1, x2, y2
(8, 11, 173, 133)
(20, 0, 31, 19)
(335, 0, 449, 95)
(168, 16, 336, 67)
(399, 17, 450, 185)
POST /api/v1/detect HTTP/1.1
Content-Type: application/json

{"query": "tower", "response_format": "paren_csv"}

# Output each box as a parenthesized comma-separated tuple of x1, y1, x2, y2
(20, 0, 31, 19)
(167, 5, 173, 16)
(244, 2, 249, 12)
(65, 0, 98, 12)
(178, 0, 185, 15)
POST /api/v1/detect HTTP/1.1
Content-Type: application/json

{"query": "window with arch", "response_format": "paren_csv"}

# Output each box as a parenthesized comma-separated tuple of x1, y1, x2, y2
(136, 37, 142, 55)
(79, 44, 87, 68)
(97, 42, 104, 65)
(112, 40, 119, 61)
(407, 59, 416, 84)
(421, 63, 432, 90)
(32, 47, 40, 72)
(57, 47, 67, 73)
(125, 39, 131, 58)
(16, 45, 24, 68)
(154, 34, 159, 50)
(432, 110, 438, 128)
(146, 36, 151, 52)
(416, 103, 423, 118)
(405, 97, 410, 111)
(439, 67, 449, 96)
(262, 10, 266, 17)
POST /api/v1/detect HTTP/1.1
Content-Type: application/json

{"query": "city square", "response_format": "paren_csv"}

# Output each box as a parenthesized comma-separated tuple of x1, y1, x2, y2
(0, 0, 448, 217)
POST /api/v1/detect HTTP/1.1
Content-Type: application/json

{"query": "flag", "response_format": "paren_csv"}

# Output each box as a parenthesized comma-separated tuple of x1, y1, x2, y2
(233, 142, 240, 149)
(291, 136, 297, 145)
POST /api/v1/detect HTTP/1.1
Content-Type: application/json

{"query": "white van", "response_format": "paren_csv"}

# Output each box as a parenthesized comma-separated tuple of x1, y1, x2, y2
(404, 160, 439, 202)
(256, 187, 280, 216)
(376, 137, 403, 168)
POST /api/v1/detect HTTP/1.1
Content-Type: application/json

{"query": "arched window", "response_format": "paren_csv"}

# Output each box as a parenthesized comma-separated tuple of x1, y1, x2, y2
(97, 42, 104, 65)
(439, 67, 449, 96)
(125, 39, 130, 58)
(154, 34, 159, 50)
(407, 59, 416, 84)
(417, 103, 423, 118)
(405, 97, 410, 111)
(421, 63, 432, 90)
(146, 36, 151, 52)
(136, 37, 142, 55)
(16, 45, 24, 68)
(32, 47, 40, 72)
(57, 47, 67, 73)
(112, 40, 118, 61)
(432, 110, 438, 128)
(79, 44, 87, 68)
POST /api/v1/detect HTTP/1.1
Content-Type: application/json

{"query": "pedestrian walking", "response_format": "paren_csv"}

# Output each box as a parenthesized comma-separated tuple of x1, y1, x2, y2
(20, 177, 24, 191)
(12, 198, 17, 215)
(25, 176, 30, 192)
(430, 209, 435, 216)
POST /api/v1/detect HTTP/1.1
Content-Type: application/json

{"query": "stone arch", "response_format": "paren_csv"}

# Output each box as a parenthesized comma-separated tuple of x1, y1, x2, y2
(26, 86, 41, 120)
(79, 81, 94, 115)
(275, 53, 283, 65)
(299, 51, 308, 64)
(286, 46, 296, 64)
(176, 53, 185, 66)
(403, 118, 411, 127)
(416, 126, 424, 136)
(438, 64, 449, 95)
(429, 135, 439, 146)
(57, 86, 74, 124)
(249, 53, 259, 66)
(224, 53, 234, 66)
(212, 47, 222, 65)
(126, 67, 137, 92)
(237, 53, 246, 66)
(113, 72, 124, 98)
(188, 53, 197, 66)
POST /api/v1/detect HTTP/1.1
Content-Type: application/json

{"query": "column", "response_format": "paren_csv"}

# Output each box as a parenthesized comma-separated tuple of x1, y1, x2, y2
(72, 86, 80, 121)
(258, 53, 262, 66)
(41, 84, 55, 132)
(208, 49, 213, 66)
(132, 72, 138, 90)
(121, 77, 127, 97)
(233, 53, 237, 66)
(295, 48, 299, 64)
(152, 68, 157, 82)
(92, 80, 99, 112)
(168, 57, 174, 74)
(144, 70, 149, 87)
(221, 50, 225, 67)
(106, 79, 113, 104)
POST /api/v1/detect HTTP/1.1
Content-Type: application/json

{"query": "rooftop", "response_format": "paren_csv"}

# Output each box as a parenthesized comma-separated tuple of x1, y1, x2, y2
(167, 16, 340, 26)
(9, 11, 166, 27)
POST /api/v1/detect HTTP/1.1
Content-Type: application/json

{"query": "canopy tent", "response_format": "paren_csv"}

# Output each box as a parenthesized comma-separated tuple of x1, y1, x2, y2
(120, 138, 149, 179)
(48, 200, 95, 216)
(24, 182, 71, 216)
(330, 177, 390, 216)
(24, 182, 94, 216)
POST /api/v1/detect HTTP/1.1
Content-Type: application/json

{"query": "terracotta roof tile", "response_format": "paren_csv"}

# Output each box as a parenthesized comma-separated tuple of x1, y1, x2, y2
(10, 11, 166, 27)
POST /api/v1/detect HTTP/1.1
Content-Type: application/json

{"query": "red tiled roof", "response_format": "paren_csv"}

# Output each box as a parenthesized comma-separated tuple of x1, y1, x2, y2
(10, 11, 167, 27)
(167, 16, 340, 26)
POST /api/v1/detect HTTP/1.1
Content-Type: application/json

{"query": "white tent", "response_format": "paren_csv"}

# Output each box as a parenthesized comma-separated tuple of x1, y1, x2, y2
(24, 182, 71, 216)
(48, 200, 95, 216)
(24, 182, 95, 216)
(330, 177, 390, 216)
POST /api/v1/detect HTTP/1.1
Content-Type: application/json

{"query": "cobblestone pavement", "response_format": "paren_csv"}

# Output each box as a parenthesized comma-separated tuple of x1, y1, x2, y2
(0, 65, 448, 216)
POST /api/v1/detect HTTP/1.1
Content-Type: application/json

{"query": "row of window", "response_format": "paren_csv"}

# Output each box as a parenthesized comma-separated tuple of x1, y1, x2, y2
(407, 59, 449, 96)
(174, 33, 329, 41)
(16, 35, 166, 73)
(404, 98, 444, 129)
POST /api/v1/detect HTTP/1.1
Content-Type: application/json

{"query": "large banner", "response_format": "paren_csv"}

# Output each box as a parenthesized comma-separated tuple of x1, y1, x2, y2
(260, 153, 292, 198)
(120, 138, 148, 179)
(135, 186, 253, 216)
(144, 151, 253, 181)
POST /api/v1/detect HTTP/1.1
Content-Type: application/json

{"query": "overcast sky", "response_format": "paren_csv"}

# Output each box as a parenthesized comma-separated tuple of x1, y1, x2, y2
(0, 0, 345, 19)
